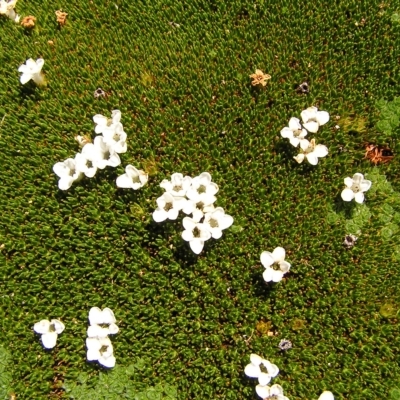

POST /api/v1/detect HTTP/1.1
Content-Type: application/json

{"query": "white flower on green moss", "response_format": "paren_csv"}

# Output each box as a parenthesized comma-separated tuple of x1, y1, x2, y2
(186, 172, 219, 199)
(53, 156, 83, 190)
(86, 337, 116, 368)
(87, 307, 119, 338)
(0, 0, 19, 22)
(18, 58, 45, 85)
(75, 152, 98, 178)
(293, 138, 328, 165)
(203, 207, 233, 239)
(102, 123, 127, 154)
(153, 192, 186, 222)
(181, 217, 211, 254)
(93, 110, 121, 135)
(33, 319, 65, 349)
(341, 173, 371, 204)
(261, 247, 291, 283)
(319, 391, 334, 400)
(160, 173, 192, 198)
(116, 165, 148, 190)
(300, 106, 330, 133)
(280, 117, 308, 147)
(183, 192, 216, 222)
(82, 136, 121, 170)
(256, 384, 289, 400)
(244, 354, 279, 380)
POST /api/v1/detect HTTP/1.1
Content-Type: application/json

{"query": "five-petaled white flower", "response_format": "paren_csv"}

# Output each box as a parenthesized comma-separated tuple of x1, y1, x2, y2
(53, 156, 83, 190)
(319, 391, 334, 400)
(341, 173, 371, 204)
(87, 307, 119, 338)
(93, 110, 121, 135)
(280, 117, 308, 147)
(160, 173, 192, 198)
(33, 319, 65, 349)
(183, 192, 216, 222)
(82, 136, 121, 170)
(203, 207, 233, 239)
(102, 123, 127, 154)
(261, 247, 291, 282)
(181, 217, 211, 254)
(293, 138, 328, 165)
(86, 337, 116, 368)
(300, 106, 330, 133)
(18, 58, 45, 85)
(116, 165, 148, 190)
(153, 192, 186, 222)
(256, 383, 289, 400)
(186, 172, 219, 199)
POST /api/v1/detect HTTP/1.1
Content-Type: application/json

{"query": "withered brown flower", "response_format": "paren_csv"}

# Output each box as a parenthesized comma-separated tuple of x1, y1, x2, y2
(55, 10, 68, 26)
(249, 69, 271, 87)
(364, 143, 394, 165)
(20, 15, 36, 28)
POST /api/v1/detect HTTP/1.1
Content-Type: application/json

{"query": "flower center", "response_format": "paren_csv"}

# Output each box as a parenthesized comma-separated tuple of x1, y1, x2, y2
(192, 226, 201, 238)
(113, 132, 120, 141)
(351, 183, 360, 193)
(69, 167, 76, 176)
(209, 218, 219, 228)
(294, 129, 303, 137)
(49, 323, 56, 332)
(173, 185, 182, 192)
(197, 185, 206, 194)
(106, 118, 113, 127)
(195, 201, 204, 210)
(164, 202, 173, 212)
(132, 176, 140, 184)
(86, 160, 93, 169)
(100, 345, 109, 354)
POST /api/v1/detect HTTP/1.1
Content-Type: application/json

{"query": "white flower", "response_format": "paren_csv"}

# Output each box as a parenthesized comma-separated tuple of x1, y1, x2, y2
(87, 307, 119, 338)
(86, 337, 116, 368)
(182, 192, 216, 222)
(181, 217, 212, 254)
(186, 172, 219, 199)
(160, 173, 192, 198)
(244, 354, 279, 380)
(153, 192, 186, 222)
(300, 106, 330, 133)
(0, 0, 19, 21)
(293, 138, 328, 165)
(102, 123, 127, 154)
(261, 247, 291, 283)
(33, 319, 65, 349)
(280, 117, 308, 147)
(81, 136, 121, 170)
(203, 207, 233, 239)
(318, 391, 334, 400)
(53, 156, 83, 190)
(18, 58, 45, 85)
(93, 110, 121, 135)
(116, 165, 148, 190)
(75, 152, 98, 178)
(256, 384, 289, 400)
(341, 173, 372, 204)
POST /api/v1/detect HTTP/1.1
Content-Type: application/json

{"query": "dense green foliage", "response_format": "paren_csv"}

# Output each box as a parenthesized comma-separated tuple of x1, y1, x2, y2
(0, 0, 400, 399)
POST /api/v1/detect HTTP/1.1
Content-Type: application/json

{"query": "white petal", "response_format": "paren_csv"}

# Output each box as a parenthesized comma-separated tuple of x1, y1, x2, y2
(34, 320, 50, 334)
(341, 188, 355, 202)
(35, 58, 45, 72)
(41, 332, 58, 349)
(299, 139, 310, 151)
(87, 348, 101, 361)
(289, 137, 300, 147)
(352, 173, 364, 183)
(89, 307, 103, 325)
(101, 308, 116, 324)
(153, 208, 168, 222)
(313, 144, 328, 158)
(99, 355, 116, 368)
(93, 114, 108, 126)
(319, 391, 335, 400)
(263, 267, 274, 282)
(279, 261, 291, 274)
(271, 269, 284, 282)
(303, 121, 319, 133)
(50, 319, 65, 334)
(244, 363, 261, 378)
(249, 354, 263, 365)
(87, 325, 108, 338)
(189, 240, 204, 254)
(288, 117, 301, 131)
(58, 177, 74, 191)
(167, 208, 179, 220)
(316, 110, 330, 126)
(300, 107, 317, 123)
(271, 247, 285, 262)
(306, 152, 319, 165)
(354, 192, 365, 204)
(255, 384, 270, 399)
(20, 73, 32, 84)
(344, 177, 354, 188)
(108, 323, 119, 335)
(182, 217, 196, 231)
(182, 229, 194, 242)
(198, 172, 212, 186)
(116, 174, 133, 188)
(86, 337, 102, 351)
(220, 215, 233, 230)
(294, 154, 305, 163)
(258, 372, 271, 386)
(280, 127, 294, 139)
(263, 361, 279, 377)
(260, 251, 274, 268)
(360, 179, 372, 192)
(270, 384, 284, 396)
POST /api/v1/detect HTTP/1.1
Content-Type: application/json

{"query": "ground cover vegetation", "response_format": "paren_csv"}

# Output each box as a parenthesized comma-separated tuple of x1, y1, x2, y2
(1, 0, 400, 398)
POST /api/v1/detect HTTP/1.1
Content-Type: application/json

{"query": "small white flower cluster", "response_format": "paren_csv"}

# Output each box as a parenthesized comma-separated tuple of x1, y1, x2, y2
(53, 110, 147, 191)
(244, 354, 335, 400)
(153, 172, 233, 254)
(18, 58, 45, 85)
(244, 354, 288, 399)
(86, 307, 119, 368)
(0, 0, 20, 23)
(33, 319, 65, 349)
(281, 106, 329, 165)
(260, 247, 291, 283)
